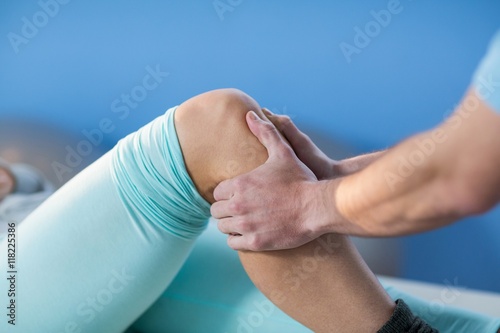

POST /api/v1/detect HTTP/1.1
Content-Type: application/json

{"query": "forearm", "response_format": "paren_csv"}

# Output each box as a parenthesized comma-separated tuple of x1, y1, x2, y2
(335, 150, 387, 176)
(325, 89, 500, 237)
(329, 131, 457, 236)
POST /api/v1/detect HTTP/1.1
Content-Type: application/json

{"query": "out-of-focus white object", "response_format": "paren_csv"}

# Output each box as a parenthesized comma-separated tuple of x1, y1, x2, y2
(1, 160, 54, 194)
(379, 276, 500, 317)
(0, 160, 54, 239)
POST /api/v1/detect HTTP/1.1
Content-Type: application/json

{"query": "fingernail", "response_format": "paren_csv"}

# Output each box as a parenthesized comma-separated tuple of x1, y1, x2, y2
(248, 111, 258, 120)
(262, 108, 273, 116)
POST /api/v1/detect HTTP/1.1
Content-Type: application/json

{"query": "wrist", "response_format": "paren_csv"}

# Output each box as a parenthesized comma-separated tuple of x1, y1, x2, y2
(329, 160, 343, 178)
(307, 179, 350, 235)
(332, 158, 366, 178)
(312, 178, 371, 236)
(337, 151, 387, 177)
(330, 159, 359, 178)
(313, 158, 340, 181)
(319, 159, 346, 180)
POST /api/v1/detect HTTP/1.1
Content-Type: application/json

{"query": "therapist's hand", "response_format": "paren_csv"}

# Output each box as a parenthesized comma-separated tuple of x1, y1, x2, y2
(0, 167, 15, 201)
(211, 110, 333, 251)
(261, 108, 340, 180)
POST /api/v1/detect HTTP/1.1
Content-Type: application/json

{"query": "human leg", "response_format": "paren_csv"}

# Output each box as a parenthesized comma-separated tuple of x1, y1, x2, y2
(0, 107, 211, 332)
(174, 88, 397, 332)
(129, 221, 312, 333)
(130, 222, 500, 333)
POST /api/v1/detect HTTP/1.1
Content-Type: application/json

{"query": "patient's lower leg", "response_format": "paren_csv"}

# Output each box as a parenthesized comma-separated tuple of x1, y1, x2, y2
(175, 89, 395, 333)
(240, 234, 395, 333)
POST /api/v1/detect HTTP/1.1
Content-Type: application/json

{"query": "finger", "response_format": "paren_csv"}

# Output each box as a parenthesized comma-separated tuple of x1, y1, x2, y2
(217, 217, 240, 235)
(262, 108, 273, 117)
(228, 234, 272, 251)
(217, 217, 242, 236)
(213, 179, 233, 201)
(210, 201, 232, 219)
(260, 113, 309, 154)
(261, 109, 283, 130)
(246, 111, 290, 158)
(227, 234, 247, 251)
(259, 113, 295, 150)
(273, 115, 312, 151)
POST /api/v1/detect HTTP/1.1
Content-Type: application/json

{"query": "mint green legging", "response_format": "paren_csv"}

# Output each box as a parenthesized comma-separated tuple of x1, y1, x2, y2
(0, 106, 212, 333)
(128, 221, 500, 333)
(1, 106, 498, 332)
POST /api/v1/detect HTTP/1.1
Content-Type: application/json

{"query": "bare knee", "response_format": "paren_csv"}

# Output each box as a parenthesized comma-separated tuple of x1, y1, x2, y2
(175, 88, 269, 203)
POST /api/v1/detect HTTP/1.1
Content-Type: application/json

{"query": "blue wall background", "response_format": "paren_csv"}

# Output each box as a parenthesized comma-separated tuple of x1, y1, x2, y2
(1, 0, 499, 292)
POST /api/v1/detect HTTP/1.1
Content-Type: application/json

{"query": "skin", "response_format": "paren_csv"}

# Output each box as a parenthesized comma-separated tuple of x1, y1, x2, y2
(334, 88, 500, 236)
(175, 89, 396, 333)
(0, 166, 15, 201)
(212, 87, 500, 250)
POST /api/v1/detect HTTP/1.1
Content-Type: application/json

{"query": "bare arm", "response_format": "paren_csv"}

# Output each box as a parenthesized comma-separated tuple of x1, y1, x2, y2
(328, 88, 500, 236)
(212, 88, 500, 249)
(337, 151, 387, 176)
(212, 31, 500, 250)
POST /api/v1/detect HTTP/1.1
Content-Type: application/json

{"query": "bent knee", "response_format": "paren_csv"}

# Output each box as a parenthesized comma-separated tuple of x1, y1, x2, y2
(175, 88, 270, 203)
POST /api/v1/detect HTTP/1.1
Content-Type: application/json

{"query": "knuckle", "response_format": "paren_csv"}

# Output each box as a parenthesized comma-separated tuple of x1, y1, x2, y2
(217, 220, 225, 232)
(276, 145, 293, 159)
(279, 115, 293, 127)
(229, 200, 244, 215)
(235, 178, 245, 190)
(274, 115, 291, 129)
(232, 178, 245, 192)
(213, 181, 227, 200)
(261, 123, 278, 137)
(238, 217, 251, 232)
(248, 236, 262, 251)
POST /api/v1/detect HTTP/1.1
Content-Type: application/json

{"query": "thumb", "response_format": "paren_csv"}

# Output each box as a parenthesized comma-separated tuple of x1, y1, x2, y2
(246, 111, 288, 157)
